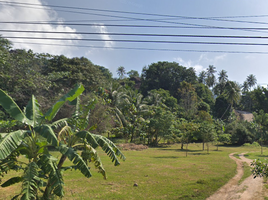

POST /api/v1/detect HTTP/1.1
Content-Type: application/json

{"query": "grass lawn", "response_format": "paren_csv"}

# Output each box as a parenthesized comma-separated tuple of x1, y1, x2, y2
(0, 143, 267, 200)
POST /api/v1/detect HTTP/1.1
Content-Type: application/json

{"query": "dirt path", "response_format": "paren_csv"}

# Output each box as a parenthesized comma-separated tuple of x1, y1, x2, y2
(207, 153, 265, 200)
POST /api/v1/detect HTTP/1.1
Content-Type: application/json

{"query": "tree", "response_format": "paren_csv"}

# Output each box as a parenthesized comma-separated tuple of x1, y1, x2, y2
(205, 65, 217, 89)
(198, 122, 216, 153)
(117, 66, 126, 79)
(177, 81, 198, 119)
(127, 70, 139, 78)
(140, 61, 197, 97)
(0, 84, 125, 199)
(246, 74, 257, 90)
(253, 110, 268, 154)
(198, 71, 207, 84)
(178, 119, 199, 157)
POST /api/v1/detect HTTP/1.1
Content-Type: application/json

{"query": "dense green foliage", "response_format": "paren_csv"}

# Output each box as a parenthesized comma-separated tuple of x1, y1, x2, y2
(2, 35, 268, 198)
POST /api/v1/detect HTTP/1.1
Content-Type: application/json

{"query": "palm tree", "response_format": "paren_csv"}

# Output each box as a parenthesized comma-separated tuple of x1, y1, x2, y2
(206, 65, 217, 89)
(241, 81, 249, 94)
(214, 70, 228, 95)
(198, 71, 207, 84)
(207, 65, 217, 76)
(246, 74, 257, 90)
(220, 81, 241, 119)
(117, 66, 126, 79)
(218, 70, 228, 84)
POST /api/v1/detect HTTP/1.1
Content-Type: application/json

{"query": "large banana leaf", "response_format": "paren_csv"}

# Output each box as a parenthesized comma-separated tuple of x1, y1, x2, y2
(94, 134, 126, 166)
(34, 125, 58, 146)
(0, 130, 27, 160)
(25, 95, 43, 127)
(44, 84, 85, 121)
(37, 155, 64, 198)
(0, 89, 33, 126)
(81, 145, 106, 179)
(75, 131, 99, 149)
(21, 162, 39, 200)
(58, 144, 92, 178)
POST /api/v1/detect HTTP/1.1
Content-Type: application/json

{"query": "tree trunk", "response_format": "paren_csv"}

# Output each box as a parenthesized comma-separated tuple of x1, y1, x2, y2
(181, 143, 184, 150)
(186, 143, 188, 157)
(202, 142, 205, 150)
(43, 155, 67, 199)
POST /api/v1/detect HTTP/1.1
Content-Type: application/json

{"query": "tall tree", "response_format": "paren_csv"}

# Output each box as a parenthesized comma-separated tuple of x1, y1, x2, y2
(117, 66, 126, 79)
(140, 61, 197, 97)
(205, 65, 217, 89)
(198, 71, 207, 84)
(246, 74, 257, 90)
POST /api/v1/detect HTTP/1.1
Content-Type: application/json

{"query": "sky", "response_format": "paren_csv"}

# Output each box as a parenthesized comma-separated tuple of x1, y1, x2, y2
(1, 0, 268, 85)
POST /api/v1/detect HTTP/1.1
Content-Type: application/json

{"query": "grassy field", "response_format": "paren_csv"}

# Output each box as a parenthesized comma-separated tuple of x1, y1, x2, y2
(0, 143, 267, 200)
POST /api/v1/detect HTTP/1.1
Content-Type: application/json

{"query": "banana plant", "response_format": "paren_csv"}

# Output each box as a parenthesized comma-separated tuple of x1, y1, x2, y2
(0, 84, 125, 200)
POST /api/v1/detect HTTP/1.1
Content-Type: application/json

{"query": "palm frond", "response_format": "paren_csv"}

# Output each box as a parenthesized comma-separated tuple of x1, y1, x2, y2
(44, 84, 84, 121)
(0, 130, 27, 160)
(34, 125, 58, 146)
(93, 134, 126, 166)
(58, 144, 92, 178)
(37, 155, 64, 197)
(0, 89, 33, 126)
(21, 162, 39, 200)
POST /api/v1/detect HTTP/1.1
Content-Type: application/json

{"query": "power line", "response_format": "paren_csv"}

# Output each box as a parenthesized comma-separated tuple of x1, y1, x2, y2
(1, 21, 268, 31)
(1, 0, 268, 26)
(5, 36, 268, 46)
(12, 41, 268, 54)
(2, 29, 268, 39)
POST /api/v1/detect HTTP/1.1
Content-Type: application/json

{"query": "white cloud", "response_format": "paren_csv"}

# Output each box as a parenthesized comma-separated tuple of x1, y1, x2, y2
(93, 24, 114, 48)
(0, 0, 82, 56)
(174, 57, 205, 73)
(198, 54, 227, 63)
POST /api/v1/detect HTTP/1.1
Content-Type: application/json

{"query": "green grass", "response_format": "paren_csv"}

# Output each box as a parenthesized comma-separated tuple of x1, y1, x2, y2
(0, 143, 266, 200)
(238, 162, 252, 185)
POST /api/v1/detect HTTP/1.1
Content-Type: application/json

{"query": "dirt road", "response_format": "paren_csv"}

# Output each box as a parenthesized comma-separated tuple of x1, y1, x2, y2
(207, 153, 265, 200)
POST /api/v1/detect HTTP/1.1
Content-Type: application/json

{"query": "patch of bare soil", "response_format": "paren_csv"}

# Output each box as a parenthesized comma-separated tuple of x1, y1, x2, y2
(207, 153, 266, 200)
(117, 143, 148, 151)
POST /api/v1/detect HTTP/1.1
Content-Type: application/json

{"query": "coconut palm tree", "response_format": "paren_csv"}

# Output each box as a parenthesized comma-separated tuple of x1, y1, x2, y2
(117, 66, 126, 79)
(220, 81, 241, 119)
(198, 71, 207, 84)
(246, 74, 257, 90)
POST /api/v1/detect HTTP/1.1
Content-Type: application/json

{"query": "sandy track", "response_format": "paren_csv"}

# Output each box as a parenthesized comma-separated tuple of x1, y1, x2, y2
(207, 153, 264, 200)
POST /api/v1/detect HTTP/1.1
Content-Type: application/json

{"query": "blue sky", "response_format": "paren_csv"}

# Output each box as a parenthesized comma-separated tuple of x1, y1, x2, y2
(1, 0, 268, 85)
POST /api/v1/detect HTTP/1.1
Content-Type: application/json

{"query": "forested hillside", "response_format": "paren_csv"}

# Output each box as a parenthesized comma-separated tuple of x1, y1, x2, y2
(1, 36, 267, 148)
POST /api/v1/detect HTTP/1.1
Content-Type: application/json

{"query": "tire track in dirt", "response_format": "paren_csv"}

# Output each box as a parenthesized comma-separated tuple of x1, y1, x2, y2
(207, 153, 264, 200)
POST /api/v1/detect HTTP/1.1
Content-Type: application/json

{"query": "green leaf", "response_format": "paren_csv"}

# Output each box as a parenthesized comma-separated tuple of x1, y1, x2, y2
(34, 125, 58, 146)
(21, 162, 39, 200)
(94, 134, 126, 166)
(0, 130, 26, 160)
(25, 95, 43, 127)
(1, 176, 22, 187)
(58, 144, 92, 178)
(37, 155, 64, 197)
(82, 145, 106, 179)
(75, 131, 99, 149)
(45, 84, 85, 121)
(0, 89, 33, 126)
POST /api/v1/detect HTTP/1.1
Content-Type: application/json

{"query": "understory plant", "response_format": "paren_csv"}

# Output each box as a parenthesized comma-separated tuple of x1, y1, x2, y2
(0, 84, 125, 199)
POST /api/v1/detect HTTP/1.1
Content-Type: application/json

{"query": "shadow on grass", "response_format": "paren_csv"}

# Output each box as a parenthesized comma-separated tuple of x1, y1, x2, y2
(153, 156, 181, 159)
